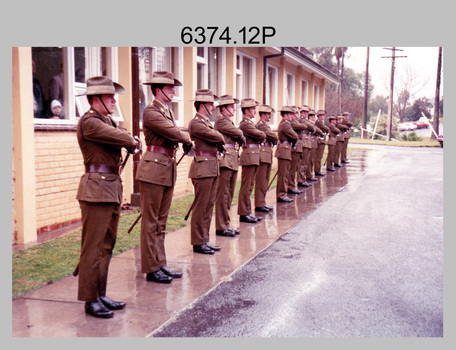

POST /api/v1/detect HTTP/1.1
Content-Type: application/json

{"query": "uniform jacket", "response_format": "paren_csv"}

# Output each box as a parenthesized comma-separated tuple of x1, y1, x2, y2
(188, 113, 225, 179)
(275, 119, 298, 160)
(136, 100, 192, 187)
(336, 123, 349, 142)
(342, 120, 354, 139)
(316, 120, 330, 145)
(215, 114, 244, 171)
(327, 124, 341, 146)
(239, 116, 266, 166)
(256, 120, 278, 164)
(299, 118, 315, 149)
(290, 120, 307, 153)
(76, 109, 136, 204)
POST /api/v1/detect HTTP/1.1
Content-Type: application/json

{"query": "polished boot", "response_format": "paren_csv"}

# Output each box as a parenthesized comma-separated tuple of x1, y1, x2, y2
(228, 227, 240, 235)
(306, 177, 318, 182)
(205, 242, 221, 251)
(99, 296, 126, 310)
(315, 172, 325, 176)
(298, 181, 312, 187)
(288, 188, 303, 194)
(255, 206, 271, 212)
(334, 163, 342, 168)
(161, 266, 183, 278)
(240, 214, 258, 223)
(326, 167, 336, 172)
(193, 244, 215, 254)
(85, 300, 114, 318)
(264, 205, 274, 211)
(146, 269, 173, 283)
(277, 196, 293, 202)
(216, 229, 236, 237)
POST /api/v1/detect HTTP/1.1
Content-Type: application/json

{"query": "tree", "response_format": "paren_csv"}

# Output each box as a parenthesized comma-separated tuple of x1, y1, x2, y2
(404, 97, 433, 121)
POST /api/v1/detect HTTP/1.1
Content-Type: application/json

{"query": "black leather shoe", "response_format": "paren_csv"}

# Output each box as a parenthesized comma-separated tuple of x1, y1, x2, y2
(146, 270, 173, 283)
(288, 188, 303, 194)
(315, 172, 325, 176)
(277, 197, 293, 202)
(298, 181, 311, 187)
(205, 242, 221, 251)
(327, 167, 336, 172)
(306, 177, 318, 182)
(264, 205, 274, 211)
(161, 266, 183, 278)
(240, 214, 258, 223)
(85, 300, 114, 318)
(255, 206, 270, 212)
(216, 229, 236, 237)
(341, 160, 349, 164)
(334, 163, 342, 167)
(99, 296, 126, 310)
(193, 244, 215, 254)
(228, 227, 240, 235)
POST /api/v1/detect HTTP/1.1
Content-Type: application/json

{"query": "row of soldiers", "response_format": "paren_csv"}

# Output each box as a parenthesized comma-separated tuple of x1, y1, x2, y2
(75, 72, 353, 318)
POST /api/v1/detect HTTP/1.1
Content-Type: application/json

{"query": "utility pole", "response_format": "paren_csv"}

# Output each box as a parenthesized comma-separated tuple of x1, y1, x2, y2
(382, 47, 407, 141)
(432, 47, 442, 140)
(362, 47, 370, 139)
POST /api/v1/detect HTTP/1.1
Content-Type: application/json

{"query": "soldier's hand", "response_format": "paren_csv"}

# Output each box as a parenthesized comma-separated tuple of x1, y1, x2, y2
(183, 142, 194, 155)
(216, 143, 226, 154)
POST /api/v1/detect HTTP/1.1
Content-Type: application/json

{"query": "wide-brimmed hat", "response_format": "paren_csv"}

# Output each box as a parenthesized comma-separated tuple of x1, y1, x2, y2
(218, 94, 240, 107)
(317, 110, 326, 115)
(280, 106, 295, 113)
(192, 89, 219, 102)
(308, 110, 316, 116)
(240, 98, 260, 108)
(83, 76, 126, 95)
(301, 105, 310, 112)
(342, 111, 350, 116)
(258, 105, 275, 113)
(329, 115, 338, 120)
(143, 71, 182, 86)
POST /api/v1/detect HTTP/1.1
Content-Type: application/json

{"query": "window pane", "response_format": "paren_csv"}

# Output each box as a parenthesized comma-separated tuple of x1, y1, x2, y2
(208, 47, 219, 95)
(197, 47, 205, 58)
(32, 47, 64, 119)
(243, 57, 251, 97)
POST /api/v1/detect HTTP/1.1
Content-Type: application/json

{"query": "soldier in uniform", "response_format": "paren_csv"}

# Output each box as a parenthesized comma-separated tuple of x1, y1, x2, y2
(335, 115, 349, 167)
(214, 95, 244, 237)
(306, 110, 320, 182)
(136, 71, 193, 284)
(326, 115, 341, 171)
(275, 106, 298, 202)
(237, 98, 266, 223)
(314, 110, 330, 176)
(297, 106, 314, 188)
(254, 105, 278, 212)
(76, 76, 140, 318)
(188, 89, 225, 254)
(288, 107, 306, 195)
(341, 111, 353, 163)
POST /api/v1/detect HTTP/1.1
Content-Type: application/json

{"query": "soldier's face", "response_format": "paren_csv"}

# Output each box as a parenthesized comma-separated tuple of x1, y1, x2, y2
(99, 94, 116, 114)
(161, 85, 176, 100)
(224, 104, 236, 116)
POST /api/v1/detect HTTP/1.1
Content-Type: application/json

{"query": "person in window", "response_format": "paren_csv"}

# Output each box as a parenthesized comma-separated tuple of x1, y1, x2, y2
(188, 89, 225, 254)
(48, 67, 64, 107)
(237, 99, 266, 223)
(50, 100, 64, 119)
(75, 76, 140, 319)
(136, 71, 193, 283)
(32, 60, 45, 118)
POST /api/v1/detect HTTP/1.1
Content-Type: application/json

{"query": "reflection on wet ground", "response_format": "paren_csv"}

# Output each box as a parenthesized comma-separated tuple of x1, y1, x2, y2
(12, 148, 382, 337)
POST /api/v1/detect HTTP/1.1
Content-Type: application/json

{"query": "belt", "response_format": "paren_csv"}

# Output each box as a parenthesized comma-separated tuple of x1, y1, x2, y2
(85, 163, 119, 175)
(194, 150, 217, 157)
(263, 141, 273, 147)
(242, 144, 259, 149)
(279, 140, 291, 145)
(146, 145, 175, 157)
(224, 143, 236, 149)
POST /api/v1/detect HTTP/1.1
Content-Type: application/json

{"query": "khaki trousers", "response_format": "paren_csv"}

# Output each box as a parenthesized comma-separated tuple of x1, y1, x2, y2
(314, 143, 326, 173)
(335, 141, 344, 164)
(139, 181, 173, 274)
(215, 167, 238, 231)
(341, 138, 349, 161)
(237, 165, 258, 216)
(298, 148, 310, 183)
(306, 148, 316, 178)
(78, 201, 120, 302)
(255, 162, 272, 208)
(327, 145, 336, 169)
(288, 151, 302, 191)
(276, 158, 291, 200)
(191, 176, 218, 245)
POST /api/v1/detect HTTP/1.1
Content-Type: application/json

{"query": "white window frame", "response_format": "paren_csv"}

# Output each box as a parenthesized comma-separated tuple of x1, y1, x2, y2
(301, 79, 309, 107)
(266, 64, 278, 126)
(314, 85, 320, 110)
(285, 72, 295, 106)
(235, 51, 256, 124)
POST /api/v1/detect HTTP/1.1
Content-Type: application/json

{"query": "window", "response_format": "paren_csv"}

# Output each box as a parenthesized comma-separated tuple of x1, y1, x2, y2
(314, 85, 320, 110)
(235, 52, 255, 123)
(265, 64, 278, 126)
(138, 47, 183, 126)
(285, 73, 295, 106)
(301, 79, 309, 107)
(32, 47, 120, 124)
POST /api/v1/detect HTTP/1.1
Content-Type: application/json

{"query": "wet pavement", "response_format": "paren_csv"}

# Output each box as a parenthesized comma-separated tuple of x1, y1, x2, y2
(12, 145, 443, 337)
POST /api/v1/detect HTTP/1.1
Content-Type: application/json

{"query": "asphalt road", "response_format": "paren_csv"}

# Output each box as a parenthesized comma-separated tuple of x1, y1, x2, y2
(153, 146, 443, 338)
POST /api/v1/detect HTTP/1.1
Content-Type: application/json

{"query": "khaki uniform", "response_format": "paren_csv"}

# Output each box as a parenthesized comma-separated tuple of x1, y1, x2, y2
(237, 117, 266, 216)
(327, 124, 341, 169)
(288, 120, 307, 191)
(136, 100, 192, 274)
(188, 113, 225, 245)
(298, 118, 315, 184)
(341, 119, 353, 162)
(254, 120, 278, 208)
(306, 122, 319, 179)
(314, 120, 330, 173)
(275, 120, 298, 200)
(335, 122, 349, 165)
(76, 109, 136, 302)
(214, 115, 244, 231)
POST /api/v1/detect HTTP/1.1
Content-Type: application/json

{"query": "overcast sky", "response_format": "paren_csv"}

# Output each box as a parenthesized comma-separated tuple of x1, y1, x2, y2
(343, 47, 442, 101)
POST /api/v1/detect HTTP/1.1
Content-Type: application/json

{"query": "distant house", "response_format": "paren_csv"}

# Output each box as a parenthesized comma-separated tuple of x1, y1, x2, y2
(12, 46, 339, 245)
